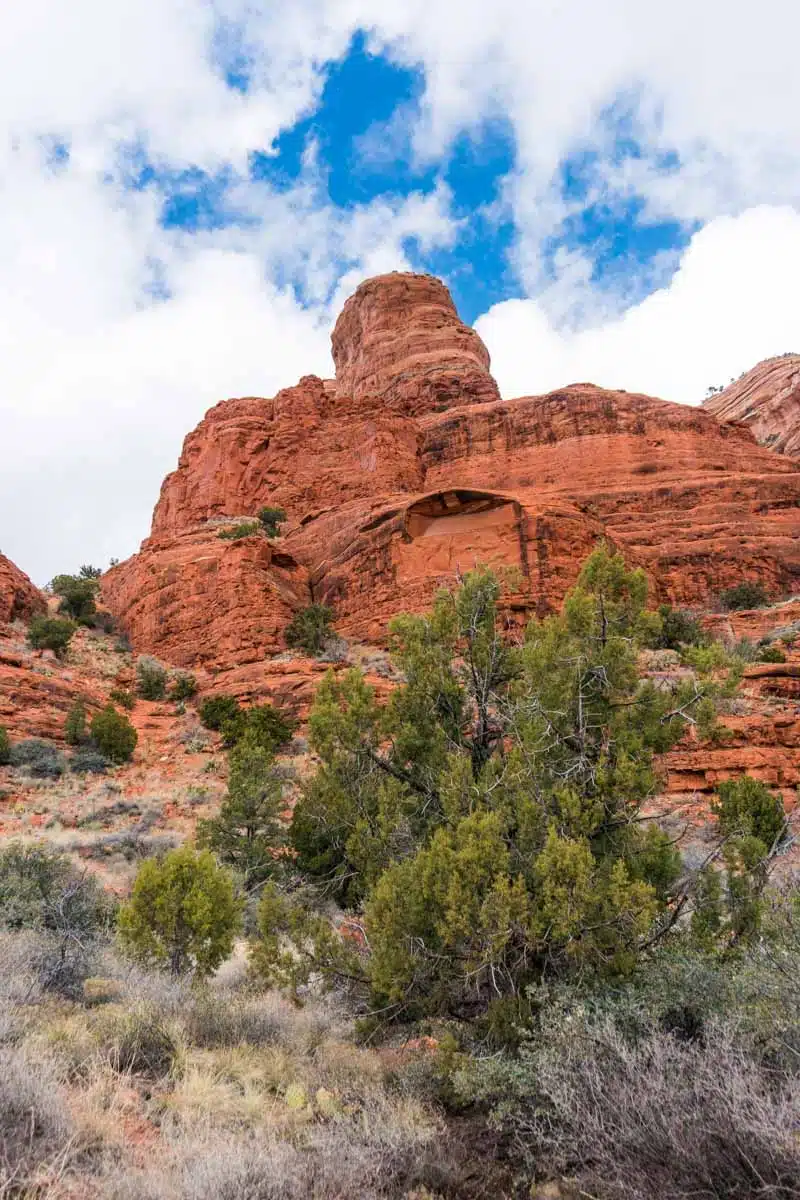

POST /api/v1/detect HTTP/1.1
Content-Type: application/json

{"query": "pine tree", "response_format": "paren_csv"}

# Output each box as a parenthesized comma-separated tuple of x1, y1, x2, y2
(197, 736, 285, 888)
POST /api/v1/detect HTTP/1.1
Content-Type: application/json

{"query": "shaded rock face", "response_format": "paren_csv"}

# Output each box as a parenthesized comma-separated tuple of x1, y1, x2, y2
(703, 354, 800, 458)
(104, 271, 800, 676)
(0, 553, 45, 627)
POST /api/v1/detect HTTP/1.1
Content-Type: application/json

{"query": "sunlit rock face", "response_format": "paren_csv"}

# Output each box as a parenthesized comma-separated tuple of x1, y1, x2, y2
(704, 354, 800, 458)
(104, 271, 800, 670)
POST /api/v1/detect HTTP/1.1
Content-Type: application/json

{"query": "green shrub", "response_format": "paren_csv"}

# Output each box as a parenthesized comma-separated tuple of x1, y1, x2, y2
(648, 604, 707, 650)
(50, 573, 98, 623)
(64, 697, 87, 745)
(136, 656, 167, 700)
(257, 506, 287, 537)
(78, 564, 102, 579)
(169, 672, 197, 702)
(9, 739, 64, 778)
(109, 687, 136, 710)
(218, 522, 260, 540)
(285, 603, 335, 656)
(199, 694, 241, 731)
(0, 726, 9, 765)
(27, 615, 77, 657)
(712, 775, 786, 851)
(759, 644, 787, 663)
(220, 703, 296, 752)
(118, 844, 242, 977)
(69, 748, 109, 775)
(719, 581, 769, 610)
(0, 842, 110, 935)
(90, 705, 137, 763)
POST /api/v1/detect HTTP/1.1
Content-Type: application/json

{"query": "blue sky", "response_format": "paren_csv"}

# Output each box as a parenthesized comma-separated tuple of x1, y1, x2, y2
(150, 31, 689, 323)
(1, 0, 800, 581)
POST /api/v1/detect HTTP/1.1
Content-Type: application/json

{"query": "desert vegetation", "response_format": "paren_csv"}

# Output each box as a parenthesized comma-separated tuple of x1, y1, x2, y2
(1, 546, 798, 1198)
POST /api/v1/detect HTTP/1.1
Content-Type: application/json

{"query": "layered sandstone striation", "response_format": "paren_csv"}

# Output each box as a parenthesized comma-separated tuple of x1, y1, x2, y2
(703, 354, 800, 458)
(331, 272, 500, 415)
(104, 272, 800, 683)
(0, 552, 45, 627)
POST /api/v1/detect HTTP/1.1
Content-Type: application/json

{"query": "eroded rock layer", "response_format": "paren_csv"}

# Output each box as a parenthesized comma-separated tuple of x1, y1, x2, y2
(703, 354, 800, 458)
(104, 272, 800, 676)
(0, 553, 45, 627)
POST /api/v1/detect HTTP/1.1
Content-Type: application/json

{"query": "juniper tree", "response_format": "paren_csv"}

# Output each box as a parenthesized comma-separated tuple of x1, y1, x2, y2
(259, 548, 751, 1018)
(197, 736, 286, 888)
(118, 844, 241, 977)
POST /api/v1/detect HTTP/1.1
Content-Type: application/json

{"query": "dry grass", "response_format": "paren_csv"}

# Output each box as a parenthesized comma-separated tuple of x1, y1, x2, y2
(0, 931, 464, 1199)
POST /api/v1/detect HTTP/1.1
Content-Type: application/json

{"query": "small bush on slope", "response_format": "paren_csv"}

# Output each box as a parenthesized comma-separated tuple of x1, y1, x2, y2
(28, 614, 76, 657)
(285, 603, 335, 656)
(91, 704, 137, 763)
(136, 656, 167, 699)
(719, 581, 769, 610)
(9, 738, 65, 777)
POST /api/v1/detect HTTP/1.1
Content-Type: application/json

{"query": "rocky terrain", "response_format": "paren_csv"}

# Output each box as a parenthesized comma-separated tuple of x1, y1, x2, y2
(1, 273, 799, 846)
(88, 271, 798, 826)
(703, 352, 800, 458)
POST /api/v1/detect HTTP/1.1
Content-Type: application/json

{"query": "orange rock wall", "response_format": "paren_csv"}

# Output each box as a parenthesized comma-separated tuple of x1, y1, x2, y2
(0, 553, 46, 627)
(103, 272, 800, 676)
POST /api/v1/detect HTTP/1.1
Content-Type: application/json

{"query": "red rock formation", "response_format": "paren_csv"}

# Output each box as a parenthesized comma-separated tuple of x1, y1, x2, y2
(104, 272, 800, 679)
(703, 354, 800, 458)
(0, 553, 45, 627)
(331, 273, 500, 416)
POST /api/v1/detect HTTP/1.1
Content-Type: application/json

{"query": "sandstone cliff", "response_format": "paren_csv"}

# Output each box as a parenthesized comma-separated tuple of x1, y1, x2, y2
(703, 354, 800, 458)
(104, 272, 800, 671)
(0, 552, 45, 627)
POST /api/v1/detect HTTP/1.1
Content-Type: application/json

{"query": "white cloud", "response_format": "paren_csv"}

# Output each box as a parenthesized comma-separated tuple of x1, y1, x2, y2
(477, 206, 800, 405)
(2, 0, 800, 586)
(0, 144, 453, 583)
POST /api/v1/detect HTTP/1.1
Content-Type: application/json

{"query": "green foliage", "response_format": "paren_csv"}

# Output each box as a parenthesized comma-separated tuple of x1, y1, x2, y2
(285, 603, 335, 656)
(90, 705, 137, 763)
(759, 644, 787, 663)
(197, 737, 286, 887)
(109, 687, 136, 710)
(647, 604, 708, 650)
(257, 506, 287, 537)
(219, 702, 296, 752)
(64, 698, 87, 745)
(281, 547, 710, 1017)
(28, 615, 76, 657)
(50, 572, 99, 623)
(78, 564, 103, 580)
(136, 656, 167, 699)
(251, 883, 365, 996)
(0, 842, 110, 934)
(168, 672, 197, 701)
(118, 844, 242, 977)
(718, 580, 769, 610)
(218, 521, 260, 540)
(9, 739, 65, 778)
(712, 775, 786, 851)
(198, 694, 241, 731)
(0, 725, 9, 765)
